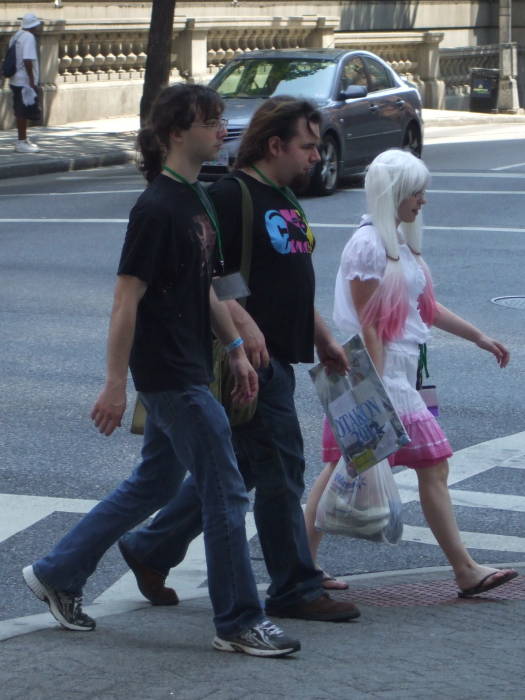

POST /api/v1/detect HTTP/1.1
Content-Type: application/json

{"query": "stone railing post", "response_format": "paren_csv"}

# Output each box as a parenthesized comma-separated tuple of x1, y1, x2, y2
(305, 17, 335, 49)
(497, 42, 520, 112)
(38, 23, 62, 124)
(417, 31, 445, 108)
(175, 19, 209, 83)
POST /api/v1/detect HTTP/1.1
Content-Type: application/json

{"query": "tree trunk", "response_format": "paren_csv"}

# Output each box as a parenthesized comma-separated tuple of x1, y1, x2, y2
(140, 0, 177, 125)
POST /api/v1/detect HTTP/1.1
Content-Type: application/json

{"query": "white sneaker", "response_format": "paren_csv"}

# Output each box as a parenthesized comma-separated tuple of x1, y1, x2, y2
(213, 619, 300, 657)
(22, 565, 95, 631)
(14, 139, 40, 153)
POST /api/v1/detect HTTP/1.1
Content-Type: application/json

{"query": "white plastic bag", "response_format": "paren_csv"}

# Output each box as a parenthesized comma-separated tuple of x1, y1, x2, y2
(21, 86, 37, 106)
(315, 457, 403, 544)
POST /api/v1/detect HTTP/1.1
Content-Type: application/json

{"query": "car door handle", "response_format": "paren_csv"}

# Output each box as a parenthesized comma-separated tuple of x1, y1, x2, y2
(368, 104, 380, 113)
(395, 98, 405, 107)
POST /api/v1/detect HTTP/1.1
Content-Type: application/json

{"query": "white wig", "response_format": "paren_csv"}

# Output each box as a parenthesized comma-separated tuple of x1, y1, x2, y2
(361, 149, 436, 341)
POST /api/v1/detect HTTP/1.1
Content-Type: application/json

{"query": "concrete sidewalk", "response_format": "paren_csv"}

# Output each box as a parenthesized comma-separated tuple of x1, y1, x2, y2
(0, 116, 140, 180)
(0, 108, 524, 181)
(2, 565, 524, 699)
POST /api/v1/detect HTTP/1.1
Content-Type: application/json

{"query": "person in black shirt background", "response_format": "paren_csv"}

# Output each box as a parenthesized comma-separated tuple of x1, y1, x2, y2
(120, 97, 361, 622)
(22, 84, 301, 658)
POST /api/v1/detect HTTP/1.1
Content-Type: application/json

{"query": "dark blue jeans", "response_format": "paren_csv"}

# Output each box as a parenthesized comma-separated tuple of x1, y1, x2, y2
(122, 358, 323, 608)
(34, 386, 263, 636)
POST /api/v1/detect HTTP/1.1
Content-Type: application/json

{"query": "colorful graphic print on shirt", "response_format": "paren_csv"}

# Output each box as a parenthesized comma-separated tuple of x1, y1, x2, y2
(264, 207, 315, 255)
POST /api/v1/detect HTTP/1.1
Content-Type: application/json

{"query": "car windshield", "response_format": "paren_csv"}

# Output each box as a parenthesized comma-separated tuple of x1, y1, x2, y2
(212, 59, 337, 99)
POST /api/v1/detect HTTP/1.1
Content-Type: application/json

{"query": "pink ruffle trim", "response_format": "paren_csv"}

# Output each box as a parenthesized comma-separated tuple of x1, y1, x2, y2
(321, 410, 452, 469)
(388, 409, 452, 469)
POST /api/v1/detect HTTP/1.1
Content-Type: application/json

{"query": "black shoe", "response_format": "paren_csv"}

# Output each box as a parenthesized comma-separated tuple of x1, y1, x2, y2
(213, 619, 300, 657)
(118, 539, 179, 606)
(266, 593, 360, 622)
(22, 565, 95, 631)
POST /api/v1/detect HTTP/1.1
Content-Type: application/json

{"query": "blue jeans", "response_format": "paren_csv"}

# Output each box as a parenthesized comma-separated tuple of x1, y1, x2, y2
(34, 386, 263, 636)
(121, 358, 323, 608)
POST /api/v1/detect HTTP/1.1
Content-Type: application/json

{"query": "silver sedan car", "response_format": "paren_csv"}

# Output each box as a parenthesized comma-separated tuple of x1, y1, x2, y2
(201, 48, 424, 195)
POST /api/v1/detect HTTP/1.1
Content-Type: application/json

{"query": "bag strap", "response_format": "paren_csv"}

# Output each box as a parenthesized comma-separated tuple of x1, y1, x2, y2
(232, 176, 253, 309)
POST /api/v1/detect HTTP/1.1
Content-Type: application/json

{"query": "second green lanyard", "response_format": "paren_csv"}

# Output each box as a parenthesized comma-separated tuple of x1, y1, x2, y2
(251, 165, 309, 228)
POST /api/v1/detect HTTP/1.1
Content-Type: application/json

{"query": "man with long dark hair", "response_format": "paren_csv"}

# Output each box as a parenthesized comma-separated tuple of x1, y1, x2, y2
(22, 84, 300, 658)
(120, 97, 361, 622)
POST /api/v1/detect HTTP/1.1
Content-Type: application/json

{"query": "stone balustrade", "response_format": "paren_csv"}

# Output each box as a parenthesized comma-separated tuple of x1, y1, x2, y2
(0, 13, 478, 129)
(57, 33, 148, 82)
(204, 16, 337, 77)
(440, 42, 522, 111)
(0, 14, 340, 128)
(439, 44, 499, 109)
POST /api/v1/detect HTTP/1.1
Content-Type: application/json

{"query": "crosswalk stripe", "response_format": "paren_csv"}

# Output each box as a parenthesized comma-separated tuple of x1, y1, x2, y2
(448, 490, 525, 512)
(0, 494, 97, 544)
(403, 525, 525, 553)
(395, 430, 525, 500)
(0, 512, 261, 642)
(94, 512, 259, 604)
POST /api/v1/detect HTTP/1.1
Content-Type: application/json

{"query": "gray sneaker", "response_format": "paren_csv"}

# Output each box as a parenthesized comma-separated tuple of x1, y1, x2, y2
(213, 619, 300, 657)
(22, 565, 95, 631)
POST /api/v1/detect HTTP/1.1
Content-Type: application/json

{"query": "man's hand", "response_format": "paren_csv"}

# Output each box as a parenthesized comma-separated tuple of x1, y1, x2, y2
(314, 309, 349, 375)
(91, 385, 127, 436)
(228, 349, 258, 405)
(316, 337, 349, 376)
(235, 315, 269, 370)
(475, 334, 510, 368)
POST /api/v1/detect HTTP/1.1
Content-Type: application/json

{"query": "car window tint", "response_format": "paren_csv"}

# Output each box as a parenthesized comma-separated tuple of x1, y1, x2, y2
(271, 61, 336, 98)
(213, 60, 336, 99)
(216, 63, 247, 96)
(340, 57, 367, 91)
(363, 58, 393, 92)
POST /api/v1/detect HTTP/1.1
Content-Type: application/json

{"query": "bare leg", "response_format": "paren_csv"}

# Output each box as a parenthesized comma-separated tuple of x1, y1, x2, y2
(16, 117, 27, 141)
(305, 462, 334, 562)
(305, 461, 348, 590)
(416, 460, 515, 590)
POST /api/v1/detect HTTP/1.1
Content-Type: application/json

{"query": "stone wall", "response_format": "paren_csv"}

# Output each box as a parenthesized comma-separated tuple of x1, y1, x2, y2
(0, 2, 523, 126)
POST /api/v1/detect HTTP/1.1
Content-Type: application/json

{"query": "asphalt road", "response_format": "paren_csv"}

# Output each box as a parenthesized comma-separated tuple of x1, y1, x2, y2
(1, 127, 525, 623)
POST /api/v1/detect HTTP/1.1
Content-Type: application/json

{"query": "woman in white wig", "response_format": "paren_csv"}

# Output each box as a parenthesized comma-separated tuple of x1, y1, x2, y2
(305, 148, 518, 597)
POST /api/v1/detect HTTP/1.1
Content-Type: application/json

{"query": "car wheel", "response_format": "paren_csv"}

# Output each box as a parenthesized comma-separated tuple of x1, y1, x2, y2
(310, 134, 339, 196)
(402, 122, 422, 157)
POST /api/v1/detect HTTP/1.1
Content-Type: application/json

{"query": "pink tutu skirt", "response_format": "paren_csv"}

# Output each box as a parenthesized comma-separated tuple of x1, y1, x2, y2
(322, 345, 452, 469)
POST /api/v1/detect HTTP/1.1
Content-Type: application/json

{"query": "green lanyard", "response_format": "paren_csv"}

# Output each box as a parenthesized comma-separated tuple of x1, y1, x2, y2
(251, 165, 309, 228)
(163, 165, 225, 273)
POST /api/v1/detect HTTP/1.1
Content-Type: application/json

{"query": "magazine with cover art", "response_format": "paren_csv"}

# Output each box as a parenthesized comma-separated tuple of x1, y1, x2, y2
(309, 334, 410, 475)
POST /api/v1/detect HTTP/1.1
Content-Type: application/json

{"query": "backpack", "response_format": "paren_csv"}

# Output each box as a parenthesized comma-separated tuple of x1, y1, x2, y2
(2, 38, 18, 78)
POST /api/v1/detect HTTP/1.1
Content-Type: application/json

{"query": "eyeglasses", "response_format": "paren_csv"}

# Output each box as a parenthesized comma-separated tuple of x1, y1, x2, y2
(193, 118, 229, 130)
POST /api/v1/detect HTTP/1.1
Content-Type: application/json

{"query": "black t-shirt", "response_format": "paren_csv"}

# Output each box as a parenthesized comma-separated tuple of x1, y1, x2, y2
(209, 170, 316, 364)
(118, 175, 215, 391)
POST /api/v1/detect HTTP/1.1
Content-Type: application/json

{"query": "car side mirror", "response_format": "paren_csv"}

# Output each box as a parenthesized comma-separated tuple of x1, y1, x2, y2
(339, 85, 368, 100)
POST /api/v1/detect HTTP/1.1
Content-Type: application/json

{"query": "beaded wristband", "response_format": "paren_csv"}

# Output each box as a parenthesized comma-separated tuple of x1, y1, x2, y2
(225, 337, 244, 353)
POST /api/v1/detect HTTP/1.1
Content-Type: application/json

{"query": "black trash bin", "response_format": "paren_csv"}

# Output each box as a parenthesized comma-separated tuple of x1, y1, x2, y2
(470, 67, 499, 113)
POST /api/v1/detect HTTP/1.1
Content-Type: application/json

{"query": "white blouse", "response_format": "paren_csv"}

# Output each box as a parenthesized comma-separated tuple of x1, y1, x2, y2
(333, 216, 431, 353)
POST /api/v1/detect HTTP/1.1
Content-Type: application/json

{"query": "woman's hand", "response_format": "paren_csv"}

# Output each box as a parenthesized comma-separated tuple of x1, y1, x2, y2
(475, 334, 510, 368)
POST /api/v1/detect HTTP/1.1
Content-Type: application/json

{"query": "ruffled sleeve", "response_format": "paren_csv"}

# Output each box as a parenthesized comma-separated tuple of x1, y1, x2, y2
(340, 226, 387, 282)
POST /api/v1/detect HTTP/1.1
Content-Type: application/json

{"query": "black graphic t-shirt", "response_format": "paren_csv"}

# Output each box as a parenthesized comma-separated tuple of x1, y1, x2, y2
(118, 175, 215, 391)
(209, 170, 316, 364)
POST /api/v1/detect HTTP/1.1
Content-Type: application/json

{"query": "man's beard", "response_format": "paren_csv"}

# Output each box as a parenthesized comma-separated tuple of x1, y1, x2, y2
(289, 171, 311, 195)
